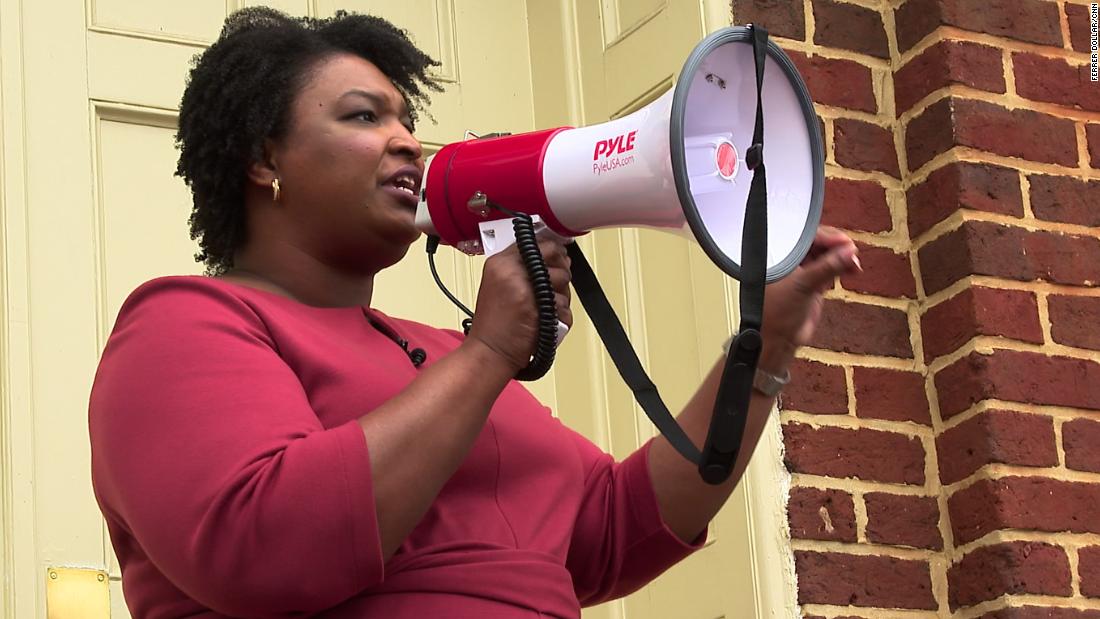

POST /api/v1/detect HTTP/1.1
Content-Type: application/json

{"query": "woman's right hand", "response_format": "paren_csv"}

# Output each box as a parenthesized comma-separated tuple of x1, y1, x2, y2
(464, 237, 573, 374)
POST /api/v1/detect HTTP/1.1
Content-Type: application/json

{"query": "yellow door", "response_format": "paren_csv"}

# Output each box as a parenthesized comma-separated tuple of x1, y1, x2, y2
(0, 1, 788, 617)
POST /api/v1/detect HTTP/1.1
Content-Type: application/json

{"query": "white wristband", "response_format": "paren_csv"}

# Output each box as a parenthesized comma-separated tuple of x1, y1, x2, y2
(722, 335, 791, 397)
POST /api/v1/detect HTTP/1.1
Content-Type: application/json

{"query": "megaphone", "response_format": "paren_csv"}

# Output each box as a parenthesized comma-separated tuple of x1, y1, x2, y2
(415, 26, 823, 485)
(415, 26, 823, 283)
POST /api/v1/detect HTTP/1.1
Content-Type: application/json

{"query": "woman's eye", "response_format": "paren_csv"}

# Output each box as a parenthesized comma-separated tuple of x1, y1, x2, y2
(353, 110, 378, 123)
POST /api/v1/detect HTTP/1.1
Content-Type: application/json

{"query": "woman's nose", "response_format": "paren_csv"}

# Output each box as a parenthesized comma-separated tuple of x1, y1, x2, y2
(390, 124, 422, 160)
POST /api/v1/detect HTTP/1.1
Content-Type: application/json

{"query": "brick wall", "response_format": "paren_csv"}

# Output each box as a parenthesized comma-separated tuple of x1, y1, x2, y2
(731, 0, 1100, 616)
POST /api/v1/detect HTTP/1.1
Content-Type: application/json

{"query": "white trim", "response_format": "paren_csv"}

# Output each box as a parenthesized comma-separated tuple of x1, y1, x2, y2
(744, 414, 800, 618)
(0, 0, 39, 615)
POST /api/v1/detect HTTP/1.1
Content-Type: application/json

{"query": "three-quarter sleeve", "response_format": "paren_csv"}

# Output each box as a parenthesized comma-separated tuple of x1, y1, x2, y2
(564, 431, 707, 606)
(89, 282, 382, 616)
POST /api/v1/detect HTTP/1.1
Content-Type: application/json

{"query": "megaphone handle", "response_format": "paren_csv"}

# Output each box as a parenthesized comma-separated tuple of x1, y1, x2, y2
(698, 329, 760, 484)
(479, 217, 571, 347)
(473, 214, 565, 382)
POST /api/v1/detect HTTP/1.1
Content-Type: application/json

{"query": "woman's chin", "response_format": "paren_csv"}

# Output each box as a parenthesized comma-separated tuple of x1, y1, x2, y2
(380, 225, 422, 259)
(391, 218, 423, 246)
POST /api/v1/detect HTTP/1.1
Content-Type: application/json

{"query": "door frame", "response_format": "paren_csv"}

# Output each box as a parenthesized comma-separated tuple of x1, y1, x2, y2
(1, 0, 40, 614)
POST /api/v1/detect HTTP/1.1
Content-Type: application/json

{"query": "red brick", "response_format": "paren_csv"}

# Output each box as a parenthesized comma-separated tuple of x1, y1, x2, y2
(932, 352, 989, 418)
(1082, 546, 1100, 598)
(915, 224, 976, 295)
(1066, 3, 1095, 54)
(907, 161, 1023, 238)
(1023, 229, 1100, 286)
(1050, 295, 1100, 351)
(955, 99, 1080, 167)
(780, 358, 848, 414)
(1015, 53, 1100, 112)
(1089, 124, 1100, 169)
(935, 349, 1100, 418)
(896, 0, 1063, 54)
(812, 0, 889, 59)
(865, 493, 943, 550)
(936, 410, 1058, 483)
(787, 487, 856, 542)
(835, 118, 900, 178)
(1030, 175, 1100, 227)
(904, 98, 955, 172)
(788, 51, 876, 113)
(732, 0, 805, 41)
(943, 0, 1063, 46)
(795, 551, 936, 609)
(840, 242, 915, 299)
(949, 477, 1100, 544)
(853, 366, 931, 425)
(907, 98, 1080, 171)
(894, 39, 1005, 115)
(921, 287, 1043, 362)
(948, 541, 1071, 610)
(918, 222, 1100, 295)
(980, 608, 1100, 619)
(1064, 418, 1100, 474)
(783, 422, 926, 484)
(822, 178, 892, 233)
(895, 0, 941, 53)
(809, 299, 913, 358)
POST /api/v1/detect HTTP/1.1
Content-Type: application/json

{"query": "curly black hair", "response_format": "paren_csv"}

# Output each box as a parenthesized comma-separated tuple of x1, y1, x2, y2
(175, 7, 442, 275)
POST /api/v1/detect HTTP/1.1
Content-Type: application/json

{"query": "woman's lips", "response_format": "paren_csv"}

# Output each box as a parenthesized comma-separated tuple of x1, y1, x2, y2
(381, 184, 420, 209)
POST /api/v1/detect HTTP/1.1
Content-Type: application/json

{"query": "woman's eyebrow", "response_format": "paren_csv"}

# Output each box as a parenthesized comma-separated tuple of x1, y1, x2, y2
(338, 89, 411, 120)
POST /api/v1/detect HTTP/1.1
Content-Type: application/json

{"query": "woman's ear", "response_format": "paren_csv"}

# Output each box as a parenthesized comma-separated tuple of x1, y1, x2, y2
(246, 138, 280, 188)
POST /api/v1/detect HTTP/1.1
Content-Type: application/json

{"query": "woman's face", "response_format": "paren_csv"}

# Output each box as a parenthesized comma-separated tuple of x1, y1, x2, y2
(266, 53, 425, 274)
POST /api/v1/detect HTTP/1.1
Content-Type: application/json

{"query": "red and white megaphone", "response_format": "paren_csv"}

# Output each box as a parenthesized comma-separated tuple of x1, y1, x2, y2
(415, 26, 822, 485)
(415, 26, 824, 284)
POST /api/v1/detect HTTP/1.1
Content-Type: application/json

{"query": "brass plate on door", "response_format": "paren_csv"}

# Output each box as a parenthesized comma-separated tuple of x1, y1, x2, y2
(46, 567, 110, 619)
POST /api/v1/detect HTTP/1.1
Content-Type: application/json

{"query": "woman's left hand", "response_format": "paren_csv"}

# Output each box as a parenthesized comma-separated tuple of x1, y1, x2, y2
(647, 227, 862, 541)
(758, 226, 862, 371)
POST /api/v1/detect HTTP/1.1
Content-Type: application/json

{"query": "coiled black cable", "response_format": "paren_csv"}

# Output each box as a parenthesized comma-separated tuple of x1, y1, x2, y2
(504, 211, 558, 381)
(425, 203, 559, 382)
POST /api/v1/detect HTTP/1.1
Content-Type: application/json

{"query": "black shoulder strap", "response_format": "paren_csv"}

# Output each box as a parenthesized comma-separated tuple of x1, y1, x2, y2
(697, 24, 770, 484)
(566, 243, 702, 462)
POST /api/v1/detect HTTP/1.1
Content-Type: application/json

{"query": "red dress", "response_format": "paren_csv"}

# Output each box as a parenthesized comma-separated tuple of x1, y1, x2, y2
(89, 276, 703, 618)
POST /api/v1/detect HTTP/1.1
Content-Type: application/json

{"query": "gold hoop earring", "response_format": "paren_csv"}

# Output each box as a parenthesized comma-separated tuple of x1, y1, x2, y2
(271, 178, 281, 202)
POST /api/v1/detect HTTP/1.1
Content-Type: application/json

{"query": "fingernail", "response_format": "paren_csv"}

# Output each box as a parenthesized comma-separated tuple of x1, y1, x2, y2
(852, 254, 863, 272)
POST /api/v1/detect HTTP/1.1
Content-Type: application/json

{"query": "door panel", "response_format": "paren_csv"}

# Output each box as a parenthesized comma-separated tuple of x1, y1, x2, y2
(87, 33, 203, 111)
(95, 110, 201, 338)
(90, 0, 227, 41)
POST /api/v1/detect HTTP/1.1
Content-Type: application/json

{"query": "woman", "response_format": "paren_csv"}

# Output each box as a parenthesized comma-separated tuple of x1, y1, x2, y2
(89, 7, 860, 618)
